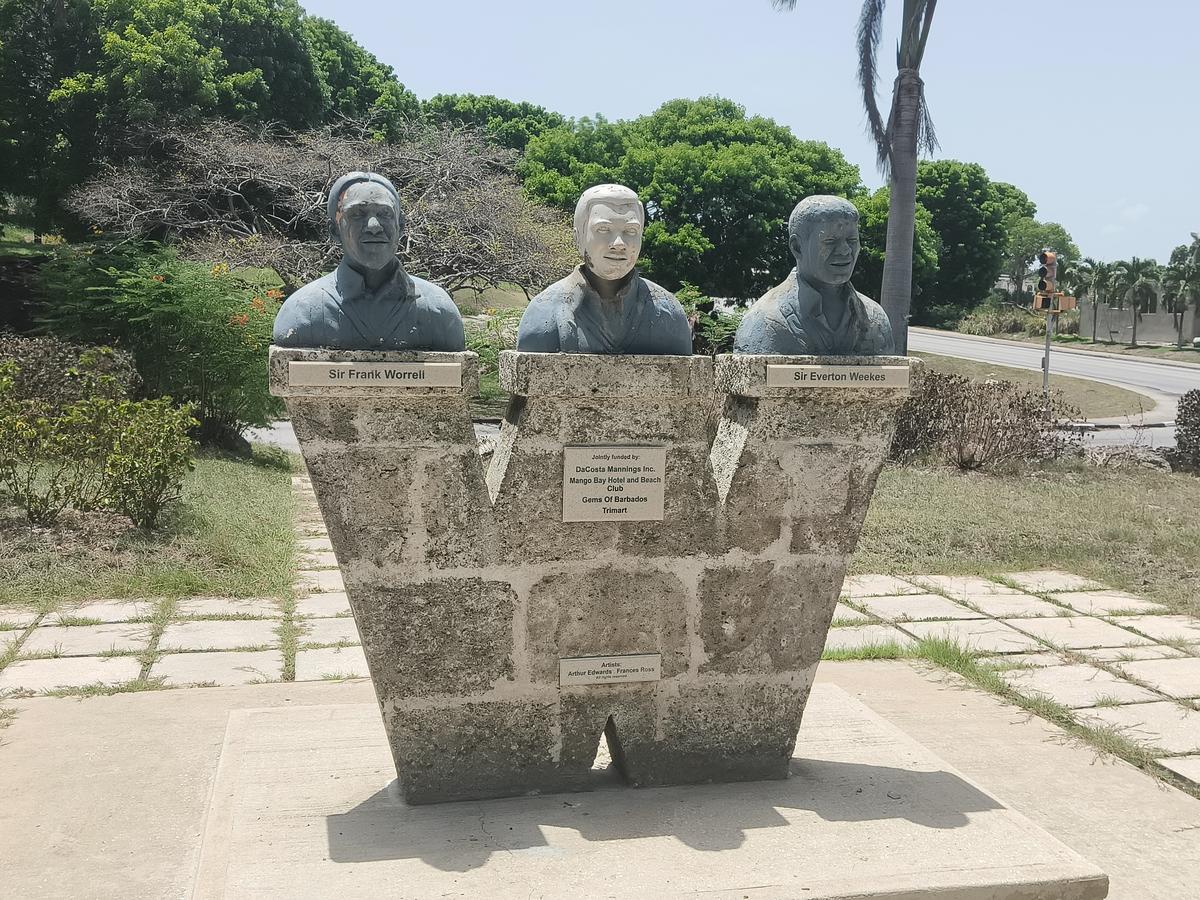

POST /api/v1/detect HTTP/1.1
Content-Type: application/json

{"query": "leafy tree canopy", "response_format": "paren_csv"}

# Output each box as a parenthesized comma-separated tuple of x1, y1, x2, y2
(521, 96, 864, 298)
(421, 93, 566, 152)
(852, 187, 940, 310)
(0, 0, 418, 224)
(989, 181, 1037, 222)
(914, 159, 1010, 323)
(1000, 216, 1079, 297)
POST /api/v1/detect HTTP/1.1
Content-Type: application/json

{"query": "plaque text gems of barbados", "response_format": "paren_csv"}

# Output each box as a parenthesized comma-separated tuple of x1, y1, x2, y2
(766, 364, 910, 389)
(288, 361, 463, 388)
(562, 446, 667, 522)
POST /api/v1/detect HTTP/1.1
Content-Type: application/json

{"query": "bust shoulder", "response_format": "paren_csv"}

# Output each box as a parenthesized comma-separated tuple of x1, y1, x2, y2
(409, 274, 466, 351)
(733, 281, 804, 354)
(854, 290, 895, 353)
(272, 272, 339, 345)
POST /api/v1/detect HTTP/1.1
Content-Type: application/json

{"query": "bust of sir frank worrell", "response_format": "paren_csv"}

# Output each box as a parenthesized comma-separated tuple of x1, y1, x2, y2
(273, 171, 465, 351)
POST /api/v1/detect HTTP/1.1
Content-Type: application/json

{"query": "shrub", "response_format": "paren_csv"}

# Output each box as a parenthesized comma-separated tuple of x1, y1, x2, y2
(676, 283, 743, 355)
(103, 399, 198, 529)
(1173, 389, 1200, 470)
(39, 244, 283, 445)
(0, 366, 77, 525)
(0, 333, 138, 409)
(890, 370, 1080, 469)
(465, 308, 522, 403)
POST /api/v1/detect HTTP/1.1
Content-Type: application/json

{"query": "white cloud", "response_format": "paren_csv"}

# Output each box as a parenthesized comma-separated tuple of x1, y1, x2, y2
(1119, 202, 1150, 223)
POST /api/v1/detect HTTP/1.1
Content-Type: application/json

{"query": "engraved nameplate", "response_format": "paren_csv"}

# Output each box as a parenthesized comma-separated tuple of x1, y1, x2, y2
(562, 446, 666, 522)
(559, 653, 662, 686)
(766, 364, 909, 389)
(288, 361, 462, 387)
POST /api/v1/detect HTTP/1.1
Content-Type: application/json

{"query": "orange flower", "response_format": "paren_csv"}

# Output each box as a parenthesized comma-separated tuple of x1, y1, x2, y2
(229, 312, 250, 327)
(151, 274, 165, 282)
(265, 288, 284, 301)
(250, 296, 266, 312)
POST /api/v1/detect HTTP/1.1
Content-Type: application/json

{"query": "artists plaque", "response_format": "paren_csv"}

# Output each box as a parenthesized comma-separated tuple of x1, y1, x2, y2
(562, 446, 666, 522)
(766, 364, 909, 389)
(288, 361, 462, 387)
(559, 653, 662, 686)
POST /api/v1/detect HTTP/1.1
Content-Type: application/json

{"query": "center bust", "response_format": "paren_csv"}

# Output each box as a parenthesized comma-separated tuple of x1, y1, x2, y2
(516, 184, 692, 355)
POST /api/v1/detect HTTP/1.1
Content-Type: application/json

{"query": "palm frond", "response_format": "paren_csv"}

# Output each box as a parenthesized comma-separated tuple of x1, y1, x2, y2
(856, 0, 890, 170)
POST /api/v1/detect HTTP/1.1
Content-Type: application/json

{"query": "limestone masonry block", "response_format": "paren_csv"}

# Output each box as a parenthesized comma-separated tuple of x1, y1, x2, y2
(274, 347, 913, 803)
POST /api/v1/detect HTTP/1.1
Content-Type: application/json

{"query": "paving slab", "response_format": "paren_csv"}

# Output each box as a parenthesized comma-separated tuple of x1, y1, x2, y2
(839, 574, 922, 598)
(903, 619, 1041, 653)
(1048, 590, 1164, 616)
(298, 616, 361, 647)
(57, 600, 154, 623)
(1004, 571, 1103, 593)
(1112, 657, 1200, 699)
(0, 655, 141, 692)
(187, 685, 1106, 900)
(174, 596, 283, 619)
(1109, 615, 1200, 645)
(158, 619, 280, 652)
(1084, 645, 1186, 662)
(912, 575, 1020, 599)
(1156, 755, 1200, 785)
(959, 593, 1075, 618)
(20, 623, 151, 657)
(1005, 616, 1151, 650)
(294, 645, 370, 681)
(295, 592, 352, 618)
(0, 607, 38, 629)
(151, 650, 283, 687)
(1000, 664, 1159, 709)
(1080, 701, 1200, 754)
(829, 602, 870, 624)
(985, 651, 1073, 669)
(856, 592, 983, 622)
(298, 537, 333, 553)
(296, 569, 344, 594)
(300, 551, 339, 569)
(822, 623, 912, 652)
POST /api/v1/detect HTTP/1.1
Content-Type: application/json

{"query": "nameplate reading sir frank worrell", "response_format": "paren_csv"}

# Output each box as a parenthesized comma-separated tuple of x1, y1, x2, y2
(562, 446, 666, 522)
(288, 361, 463, 387)
(766, 364, 909, 389)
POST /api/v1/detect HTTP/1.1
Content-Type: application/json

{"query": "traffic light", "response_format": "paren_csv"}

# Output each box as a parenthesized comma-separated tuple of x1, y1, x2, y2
(1037, 250, 1057, 293)
(1033, 293, 1053, 312)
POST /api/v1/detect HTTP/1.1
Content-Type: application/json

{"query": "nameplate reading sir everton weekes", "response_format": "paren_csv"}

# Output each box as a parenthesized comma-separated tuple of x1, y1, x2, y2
(559, 653, 662, 687)
(766, 364, 909, 389)
(288, 361, 462, 388)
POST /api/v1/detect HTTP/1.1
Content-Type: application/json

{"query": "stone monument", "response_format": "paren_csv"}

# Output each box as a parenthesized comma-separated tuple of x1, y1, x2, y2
(516, 183, 692, 354)
(271, 184, 916, 805)
(273, 171, 465, 351)
(734, 195, 895, 355)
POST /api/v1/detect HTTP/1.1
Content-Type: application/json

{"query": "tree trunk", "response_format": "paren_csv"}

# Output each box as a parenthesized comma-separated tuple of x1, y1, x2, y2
(1131, 298, 1139, 347)
(1091, 294, 1098, 343)
(879, 69, 923, 355)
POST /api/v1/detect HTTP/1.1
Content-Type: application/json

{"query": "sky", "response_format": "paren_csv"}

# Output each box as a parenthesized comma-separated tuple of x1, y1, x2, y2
(300, 0, 1198, 264)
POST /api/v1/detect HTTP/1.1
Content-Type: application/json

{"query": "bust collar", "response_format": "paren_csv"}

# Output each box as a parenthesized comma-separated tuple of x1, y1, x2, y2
(334, 258, 415, 303)
(785, 269, 865, 335)
(576, 264, 639, 303)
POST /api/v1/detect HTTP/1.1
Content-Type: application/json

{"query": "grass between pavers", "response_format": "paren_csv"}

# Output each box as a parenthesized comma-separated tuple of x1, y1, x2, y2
(913, 352, 1154, 419)
(854, 461, 1200, 618)
(825, 635, 1200, 800)
(0, 447, 298, 610)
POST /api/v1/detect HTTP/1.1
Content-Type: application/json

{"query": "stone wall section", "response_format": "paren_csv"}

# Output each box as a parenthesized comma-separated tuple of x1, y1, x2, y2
(271, 347, 914, 803)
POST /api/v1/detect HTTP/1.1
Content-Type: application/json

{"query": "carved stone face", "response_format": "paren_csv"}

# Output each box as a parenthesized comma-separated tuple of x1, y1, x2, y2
(336, 181, 400, 272)
(582, 201, 643, 282)
(792, 214, 860, 287)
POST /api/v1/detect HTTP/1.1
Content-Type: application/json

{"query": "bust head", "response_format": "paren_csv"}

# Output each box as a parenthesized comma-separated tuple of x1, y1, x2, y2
(328, 172, 404, 274)
(788, 195, 860, 288)
(573, 183, 645, 282)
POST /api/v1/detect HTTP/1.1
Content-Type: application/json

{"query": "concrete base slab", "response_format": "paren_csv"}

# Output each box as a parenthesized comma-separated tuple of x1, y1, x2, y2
(1000, 664, 1159, 708)
(1004, 571, 1102, 593)
(904, 619, 1040, 654)
(840, 574, 922, 598)
(158, 619, 281, 652)
(856, 593, 983, 622)
(1157, 755, 1200, 785)
(62, 600, 154, 623)
(298, 616, 360, 647)
(823, 623, 911, 651)
(0, 606, 38, 628)
(175, 597, 283, 619)
(150, 650, 284, 686)
(1080, 702, 1200, 754)
(1109, 615, 1200, 645)
(1112, 658, 1200, 698)
(294, 645, 370, 680)
(191, 684, 1105, 900)
(295, 592, 351, 618)
(1005, 616, 1150, 650)
(1084, 645, 1185, 662)
(962, 594, 1074, 618)
(1047, 590, 1163, 616)
(20, 623, 151, 656)
(831, 603, 870, 623)
(0, 654, 141, 691)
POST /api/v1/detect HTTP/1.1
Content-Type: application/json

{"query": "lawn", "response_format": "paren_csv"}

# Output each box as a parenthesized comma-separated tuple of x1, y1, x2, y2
(976, 331, 1200, 363)
(915, 352, 1154, 419)
(855, 460, 1200, 617)
(0, 447, 298, 610)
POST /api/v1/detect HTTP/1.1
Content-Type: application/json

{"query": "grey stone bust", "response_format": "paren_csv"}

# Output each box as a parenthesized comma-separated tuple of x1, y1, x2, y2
(733, 195, 894, 355)
(273, 171, 465, 351)
(516, 184, 692, 355)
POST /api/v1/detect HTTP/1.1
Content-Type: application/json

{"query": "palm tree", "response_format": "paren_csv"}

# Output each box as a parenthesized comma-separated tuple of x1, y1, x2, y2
(774, 0, 939, 353)
(1112, 257, 1160, 347)
(1075, 257, 1115, 343)
(1164, 234, 1200, 347)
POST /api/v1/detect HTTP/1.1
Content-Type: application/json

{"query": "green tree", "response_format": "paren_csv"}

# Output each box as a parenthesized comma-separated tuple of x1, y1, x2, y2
(775, 0, 939, 352)
(852, 187, 940, 308)
(1163, 234, 1200, 347)
(522, 96, 863, 298)
(1111, 257, 1161, 347)
(422, 93, 566, 152)
(305, 17, 419, 138)
(1074, 257, 1119, 343)
(914, 159, 1009, 324)
(1000, 216, 1079, 300)
(988, 181, 1037, 222)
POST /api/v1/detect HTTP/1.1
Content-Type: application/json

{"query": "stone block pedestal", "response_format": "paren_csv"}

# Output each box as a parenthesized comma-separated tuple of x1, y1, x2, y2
(271, 348, 915, 804)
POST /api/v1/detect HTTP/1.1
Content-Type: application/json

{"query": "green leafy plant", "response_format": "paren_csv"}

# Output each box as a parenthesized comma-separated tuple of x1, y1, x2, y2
(676, 282, 743, 355)
(103, 399, 198, 530)
(1171, 389, 1200, 471)
(0, 333, 138, 409)
(465, 307, 522, 402)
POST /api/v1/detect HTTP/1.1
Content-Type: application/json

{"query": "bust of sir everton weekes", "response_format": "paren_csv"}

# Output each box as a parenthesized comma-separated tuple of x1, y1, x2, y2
(272, 171, 465, 351)
(515, 183, 692, 355)
(733, 195, 894, 355)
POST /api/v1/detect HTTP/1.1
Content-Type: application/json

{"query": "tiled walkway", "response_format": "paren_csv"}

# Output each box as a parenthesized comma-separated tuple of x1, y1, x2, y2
(2, 473, 1198, 786)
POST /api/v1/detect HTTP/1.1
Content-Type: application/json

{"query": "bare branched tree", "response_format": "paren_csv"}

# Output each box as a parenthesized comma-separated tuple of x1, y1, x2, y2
(67, 119, 575, 294)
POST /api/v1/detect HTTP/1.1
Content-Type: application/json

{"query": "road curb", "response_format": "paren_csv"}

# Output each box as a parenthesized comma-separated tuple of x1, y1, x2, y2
(1065, 421, 1175, 432)
(910, 327, 1200, 371)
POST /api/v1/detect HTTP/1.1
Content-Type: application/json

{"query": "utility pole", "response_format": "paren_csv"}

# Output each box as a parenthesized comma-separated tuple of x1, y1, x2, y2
(1033, 249, 1076, 397)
